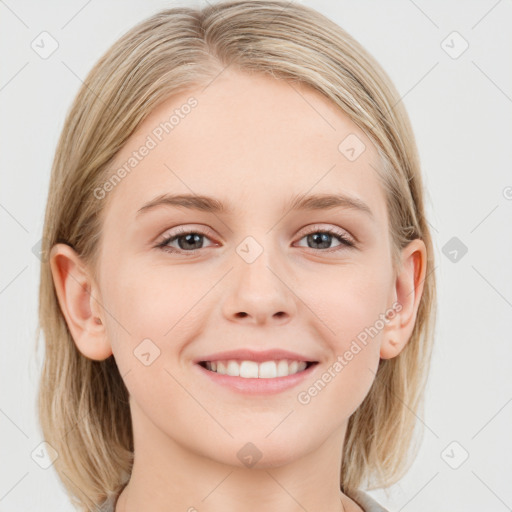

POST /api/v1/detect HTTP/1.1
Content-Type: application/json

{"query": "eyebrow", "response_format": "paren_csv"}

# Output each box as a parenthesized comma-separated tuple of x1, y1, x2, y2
(136, 192, 374, 219)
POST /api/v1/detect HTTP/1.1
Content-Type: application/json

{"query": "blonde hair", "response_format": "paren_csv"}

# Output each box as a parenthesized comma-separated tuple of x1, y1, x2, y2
(36, 1, 437, 509)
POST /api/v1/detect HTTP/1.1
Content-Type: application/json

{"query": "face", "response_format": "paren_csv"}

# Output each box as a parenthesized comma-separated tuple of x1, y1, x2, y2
(88, 70, 403, 467)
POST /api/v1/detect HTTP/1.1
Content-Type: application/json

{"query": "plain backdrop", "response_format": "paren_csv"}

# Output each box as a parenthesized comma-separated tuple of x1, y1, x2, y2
(1, 1, 511, 510)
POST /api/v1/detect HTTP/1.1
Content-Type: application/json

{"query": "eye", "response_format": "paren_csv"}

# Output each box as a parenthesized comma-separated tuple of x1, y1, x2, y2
(155, 224, 356, 256)
(156, 226, 216, 255)
(294, 225, 355, 252)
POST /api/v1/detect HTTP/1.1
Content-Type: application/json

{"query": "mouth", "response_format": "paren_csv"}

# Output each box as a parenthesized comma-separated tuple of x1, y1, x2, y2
(197, 359, 319, 379)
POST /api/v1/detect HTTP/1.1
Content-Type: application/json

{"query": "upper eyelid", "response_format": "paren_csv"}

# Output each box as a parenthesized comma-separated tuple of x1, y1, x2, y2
(157, 225, 216, 243)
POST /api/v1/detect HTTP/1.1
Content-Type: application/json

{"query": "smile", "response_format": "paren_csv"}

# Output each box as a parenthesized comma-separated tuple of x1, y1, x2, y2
(199, 359, 316, 378)
(194, 360, 319, 395)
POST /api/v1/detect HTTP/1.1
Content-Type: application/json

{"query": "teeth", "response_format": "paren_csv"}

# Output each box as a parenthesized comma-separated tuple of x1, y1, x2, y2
(259, 361, 277, 378)
(227, 360, 240, 376)
(204, 359, 308, 378)
(240, 360, 258, 378)
(277, 360, 289, 376)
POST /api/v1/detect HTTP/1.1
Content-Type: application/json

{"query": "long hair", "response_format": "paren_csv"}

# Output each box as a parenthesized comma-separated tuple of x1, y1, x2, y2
(36, 1, 437, 509)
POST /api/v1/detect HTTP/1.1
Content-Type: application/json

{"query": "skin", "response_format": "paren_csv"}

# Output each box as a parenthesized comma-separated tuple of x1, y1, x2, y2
(50, 69, 426, 512)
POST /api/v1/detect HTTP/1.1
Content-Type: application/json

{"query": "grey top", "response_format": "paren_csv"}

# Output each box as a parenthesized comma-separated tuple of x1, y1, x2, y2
(98, 489, 389, 512)
(351, 490, 390, 512)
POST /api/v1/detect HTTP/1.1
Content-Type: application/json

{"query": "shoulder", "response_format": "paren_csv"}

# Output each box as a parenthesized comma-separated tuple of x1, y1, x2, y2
(97, 488, 389, 512)
(349, 489, 391, 512)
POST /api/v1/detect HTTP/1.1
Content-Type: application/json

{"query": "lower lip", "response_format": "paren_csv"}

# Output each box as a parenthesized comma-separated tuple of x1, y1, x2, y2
(194, 362, 319, 395)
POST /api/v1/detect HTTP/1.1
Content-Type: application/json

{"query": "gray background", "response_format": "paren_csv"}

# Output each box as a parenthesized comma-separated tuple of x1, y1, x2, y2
(1, 0, 511, 510)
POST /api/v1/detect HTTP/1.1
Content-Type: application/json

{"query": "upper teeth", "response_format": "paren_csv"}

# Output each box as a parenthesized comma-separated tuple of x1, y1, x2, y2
(205, 359, 308, 378)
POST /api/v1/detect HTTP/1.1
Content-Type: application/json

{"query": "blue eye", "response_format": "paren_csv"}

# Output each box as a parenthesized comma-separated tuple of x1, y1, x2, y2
(156, 225, 355, 256)
(156, 227, 215, 254)
(296, 228, 355, 251)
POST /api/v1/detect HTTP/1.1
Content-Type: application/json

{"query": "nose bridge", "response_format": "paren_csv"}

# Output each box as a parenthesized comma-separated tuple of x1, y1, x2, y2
(235, 231, 281, 293)
(221, 230, 296, 324)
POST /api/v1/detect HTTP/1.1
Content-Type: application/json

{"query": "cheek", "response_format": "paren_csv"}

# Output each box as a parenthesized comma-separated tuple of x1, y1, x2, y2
(298, 265, 390, 404)
(99, 266, 165, 360)
(103, 264, 195, 331)
(304, 263, 391, 346)
(101, 262, 215, 375)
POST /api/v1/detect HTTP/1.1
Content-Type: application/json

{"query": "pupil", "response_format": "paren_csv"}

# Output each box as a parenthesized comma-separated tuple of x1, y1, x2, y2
(180, 233, 202, 250)
(309, 232, 330, 249)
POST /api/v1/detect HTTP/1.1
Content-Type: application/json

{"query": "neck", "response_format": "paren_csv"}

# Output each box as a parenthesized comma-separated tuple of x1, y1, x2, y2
(114, 398, 360, 512)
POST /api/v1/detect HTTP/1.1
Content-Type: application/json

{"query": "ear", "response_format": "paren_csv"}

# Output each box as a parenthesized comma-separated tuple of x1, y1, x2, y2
(380, 238, 427, 359)
(49, 243, 112, 361)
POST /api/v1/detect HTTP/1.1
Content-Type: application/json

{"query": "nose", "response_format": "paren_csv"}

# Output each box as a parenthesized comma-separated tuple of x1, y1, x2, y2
(221, 253, 297, 326)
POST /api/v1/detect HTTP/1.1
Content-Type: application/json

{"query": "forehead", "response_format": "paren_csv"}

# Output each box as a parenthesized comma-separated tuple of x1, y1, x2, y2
(102, 69, 386, 223)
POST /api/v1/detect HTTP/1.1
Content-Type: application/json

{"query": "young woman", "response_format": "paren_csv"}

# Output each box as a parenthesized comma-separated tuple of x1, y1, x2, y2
(36, 1, 437, 510)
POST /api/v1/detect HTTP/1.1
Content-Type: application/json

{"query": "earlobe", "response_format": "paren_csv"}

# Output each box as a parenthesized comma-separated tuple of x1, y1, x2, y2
(380, 238, 427, 360)
(49, 243, 112, 361)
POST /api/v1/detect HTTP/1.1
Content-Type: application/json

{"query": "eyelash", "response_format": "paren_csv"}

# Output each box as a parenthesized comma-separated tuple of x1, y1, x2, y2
(156, 225, 356, 256)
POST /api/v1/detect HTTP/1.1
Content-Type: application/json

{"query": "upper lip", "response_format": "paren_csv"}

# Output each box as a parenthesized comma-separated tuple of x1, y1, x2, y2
(194, 349, 318, 364)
